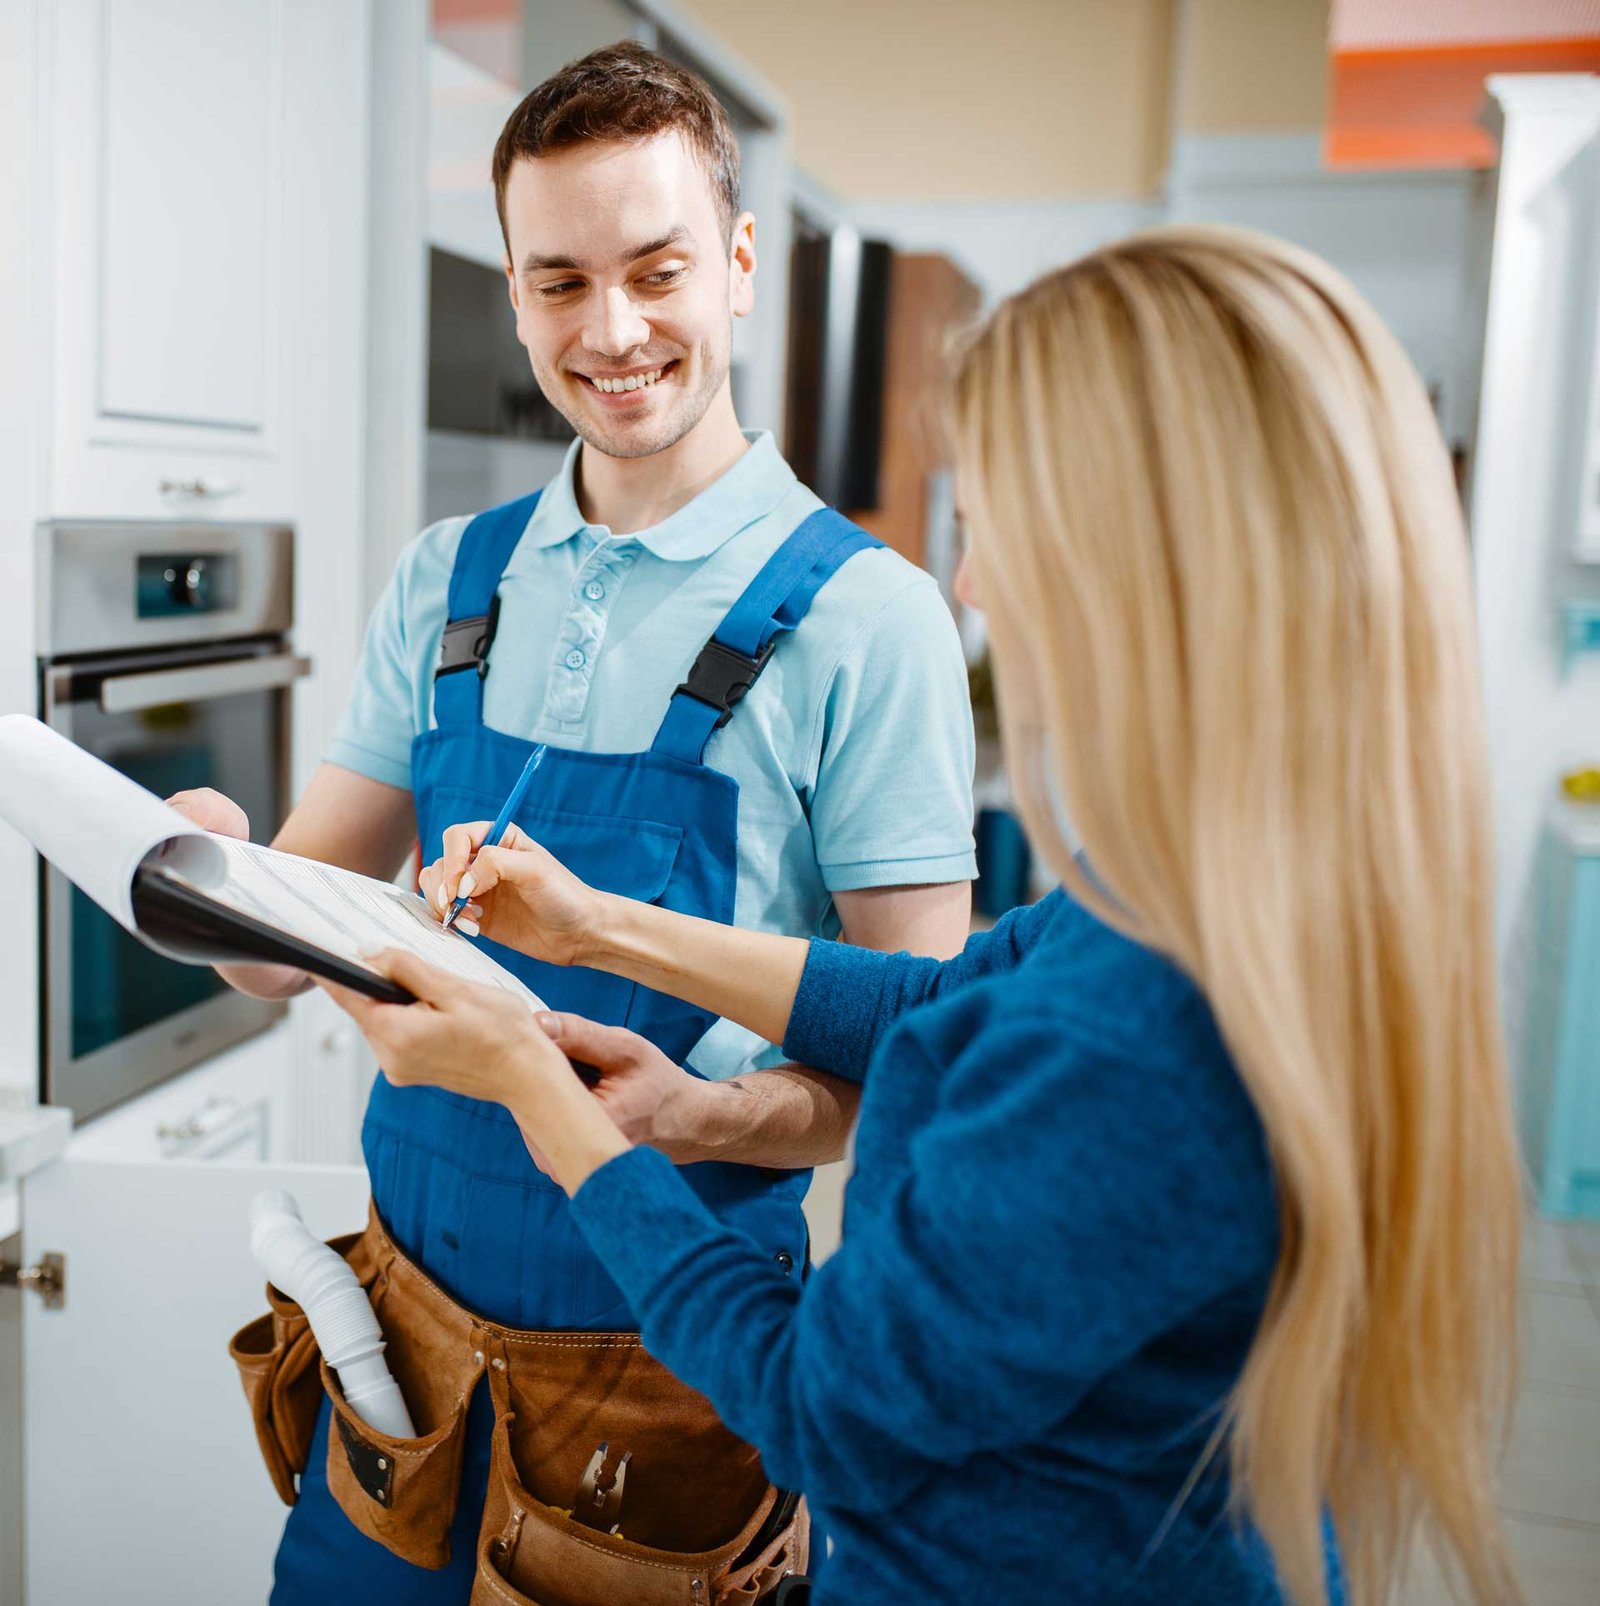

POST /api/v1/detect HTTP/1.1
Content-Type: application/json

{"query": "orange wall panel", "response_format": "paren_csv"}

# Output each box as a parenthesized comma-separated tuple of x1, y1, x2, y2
(1327, 37, 1600, 168)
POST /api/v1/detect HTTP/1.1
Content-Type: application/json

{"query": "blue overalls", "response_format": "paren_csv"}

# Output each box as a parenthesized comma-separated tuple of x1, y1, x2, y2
(272, 492, 879, 1602)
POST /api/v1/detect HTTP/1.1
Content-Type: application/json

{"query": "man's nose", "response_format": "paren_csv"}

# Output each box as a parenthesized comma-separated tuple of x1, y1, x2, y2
(583, 286, 650, 357)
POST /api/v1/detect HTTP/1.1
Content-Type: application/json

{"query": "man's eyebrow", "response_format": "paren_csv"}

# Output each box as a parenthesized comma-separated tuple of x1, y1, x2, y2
(520, 226, 693, 278)
(521, 250, 582, 274)
(622, 226, 693, 263)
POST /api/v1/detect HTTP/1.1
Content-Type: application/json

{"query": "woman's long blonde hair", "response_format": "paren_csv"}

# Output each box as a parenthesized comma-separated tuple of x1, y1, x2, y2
(950, 225, 1521, 1606)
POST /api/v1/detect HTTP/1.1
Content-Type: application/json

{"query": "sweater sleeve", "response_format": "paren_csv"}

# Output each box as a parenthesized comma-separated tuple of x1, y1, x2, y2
(571, 995, 1276, 1516)
(781, 888, 1065, 1081)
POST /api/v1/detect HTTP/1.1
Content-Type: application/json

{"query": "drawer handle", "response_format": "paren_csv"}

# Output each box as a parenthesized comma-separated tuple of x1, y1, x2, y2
(159, 477, 243, 499)
(157, 1096, 243, 1144)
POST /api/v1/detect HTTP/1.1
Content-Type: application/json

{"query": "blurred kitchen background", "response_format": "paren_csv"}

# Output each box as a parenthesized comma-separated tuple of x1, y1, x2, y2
(2, 1, 1600, 1601)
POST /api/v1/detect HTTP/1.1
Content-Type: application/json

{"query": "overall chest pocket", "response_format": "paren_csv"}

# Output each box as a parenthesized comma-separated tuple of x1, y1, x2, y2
(431, 791, 689, 1041)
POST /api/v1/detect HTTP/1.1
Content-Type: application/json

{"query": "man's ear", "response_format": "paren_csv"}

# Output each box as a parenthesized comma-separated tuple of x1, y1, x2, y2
(504, 255, 520, 312)
(729, 212, 757, 319)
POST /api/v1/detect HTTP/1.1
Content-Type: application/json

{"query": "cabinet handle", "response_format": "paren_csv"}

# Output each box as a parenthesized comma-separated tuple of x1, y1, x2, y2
(158, 477, 243, 498)
(0, 1252, 66, 1310)
(157, 1096, 242, 1144)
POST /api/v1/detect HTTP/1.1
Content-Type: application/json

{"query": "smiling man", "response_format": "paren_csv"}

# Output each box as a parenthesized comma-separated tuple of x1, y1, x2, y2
(179, 41, 975, 1605)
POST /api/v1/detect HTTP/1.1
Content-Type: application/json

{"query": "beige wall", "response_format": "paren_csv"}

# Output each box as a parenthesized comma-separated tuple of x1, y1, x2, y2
(677, 0, 1176, 199)
(1176, 0, 1330, 133)
(678, 0, 1331, 202)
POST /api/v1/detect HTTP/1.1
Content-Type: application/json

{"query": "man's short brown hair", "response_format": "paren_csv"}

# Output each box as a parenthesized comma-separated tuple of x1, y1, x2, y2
(492, 42, 742, 255)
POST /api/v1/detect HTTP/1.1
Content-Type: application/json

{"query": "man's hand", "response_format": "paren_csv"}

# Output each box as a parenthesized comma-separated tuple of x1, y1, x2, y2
(537, 1012, 719, 1163)
(165, 786, 310, 999)
(540, 1013, 857, 1170)
(166, 787, 250, 840)
(419, 822, 607, 964)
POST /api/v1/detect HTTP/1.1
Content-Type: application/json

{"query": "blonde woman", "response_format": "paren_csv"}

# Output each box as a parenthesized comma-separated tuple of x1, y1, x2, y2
(323, 226, 1522, 1605)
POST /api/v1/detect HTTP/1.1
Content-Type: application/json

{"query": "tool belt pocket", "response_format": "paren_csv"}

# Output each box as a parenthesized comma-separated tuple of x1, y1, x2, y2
(472, 1413, 808, 1606)
(227, 1230, 365, 1506)
(320, 1354, 473, 1570)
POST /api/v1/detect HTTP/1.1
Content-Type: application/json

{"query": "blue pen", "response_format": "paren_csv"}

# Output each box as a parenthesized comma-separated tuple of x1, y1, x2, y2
(441, 744, 545, 932)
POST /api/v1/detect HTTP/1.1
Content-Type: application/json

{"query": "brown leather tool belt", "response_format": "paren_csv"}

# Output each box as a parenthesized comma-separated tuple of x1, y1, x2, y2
(230, 1203, 808, 1605)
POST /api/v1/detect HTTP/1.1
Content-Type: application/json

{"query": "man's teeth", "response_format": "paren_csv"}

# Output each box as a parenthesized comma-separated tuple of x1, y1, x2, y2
(592, 368, 663, 394)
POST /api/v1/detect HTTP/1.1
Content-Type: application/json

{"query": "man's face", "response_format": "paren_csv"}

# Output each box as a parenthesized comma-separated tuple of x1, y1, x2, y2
(502, 132, 755, 461)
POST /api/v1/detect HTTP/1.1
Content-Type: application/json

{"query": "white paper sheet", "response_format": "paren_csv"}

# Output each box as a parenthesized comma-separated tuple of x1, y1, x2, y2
(0, 714, 222, 930)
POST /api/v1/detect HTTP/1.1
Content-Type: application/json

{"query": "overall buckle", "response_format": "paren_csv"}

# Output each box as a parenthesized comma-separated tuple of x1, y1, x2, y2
(674, 637, 776, 730)
(435, 594, 502, 679)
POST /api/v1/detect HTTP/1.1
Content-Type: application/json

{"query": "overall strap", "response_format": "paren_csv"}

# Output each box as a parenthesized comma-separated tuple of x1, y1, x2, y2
(651, 508, 882, 765)
(432, 490, 543, 728)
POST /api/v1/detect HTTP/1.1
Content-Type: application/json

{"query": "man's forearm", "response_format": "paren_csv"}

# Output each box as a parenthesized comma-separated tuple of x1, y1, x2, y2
(663, 1065, 860, 1168)
(834, 880, 971, 959)
(216, 961, 314, 1000)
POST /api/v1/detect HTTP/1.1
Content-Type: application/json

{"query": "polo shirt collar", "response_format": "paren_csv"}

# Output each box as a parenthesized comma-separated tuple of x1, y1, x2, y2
(519, 431, 796, 561)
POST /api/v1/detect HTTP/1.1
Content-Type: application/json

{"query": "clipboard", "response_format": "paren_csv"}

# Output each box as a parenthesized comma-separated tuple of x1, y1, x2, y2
(1, 718, 606, 1080)
(133, 865, 601, 1083)
(132, 864, 416, 1004)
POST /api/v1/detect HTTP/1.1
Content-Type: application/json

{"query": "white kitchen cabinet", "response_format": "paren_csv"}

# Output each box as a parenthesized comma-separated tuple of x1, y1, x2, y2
(2, 0, 393, 1598)
(18, 1145, 369, 1604)
(1472, 76, 1600, 981)
(5, 1001, 381, 1606)
(9, 1023, 369, 1605)
(44, 0, 358, 522)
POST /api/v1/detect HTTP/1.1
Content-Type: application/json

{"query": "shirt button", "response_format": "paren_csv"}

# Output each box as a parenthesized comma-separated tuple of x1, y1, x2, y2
(584, 580, 606, 602)
(774, 1250, 795, 1275)
(565, 648, 586, 670)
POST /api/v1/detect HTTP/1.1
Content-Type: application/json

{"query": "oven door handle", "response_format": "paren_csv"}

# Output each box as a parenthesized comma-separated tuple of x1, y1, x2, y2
(97, 653, 313, 714)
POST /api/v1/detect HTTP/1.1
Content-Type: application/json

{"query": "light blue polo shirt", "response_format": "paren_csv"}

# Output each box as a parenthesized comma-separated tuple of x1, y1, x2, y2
(328, 431, 977, 1078)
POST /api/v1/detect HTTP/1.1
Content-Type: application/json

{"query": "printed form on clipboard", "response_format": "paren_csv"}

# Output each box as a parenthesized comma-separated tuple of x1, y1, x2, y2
(140, 838, 546, 1006)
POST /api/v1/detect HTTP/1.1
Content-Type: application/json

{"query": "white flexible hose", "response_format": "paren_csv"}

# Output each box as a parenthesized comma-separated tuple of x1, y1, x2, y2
(248, 1190, 417, 1439)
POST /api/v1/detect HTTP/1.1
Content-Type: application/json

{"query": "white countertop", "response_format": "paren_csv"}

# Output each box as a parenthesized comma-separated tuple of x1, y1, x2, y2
(0, 1103, 72, 1188)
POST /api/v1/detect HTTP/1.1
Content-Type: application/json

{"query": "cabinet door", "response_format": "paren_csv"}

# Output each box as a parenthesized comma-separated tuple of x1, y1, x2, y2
(20, 1150, 370, 1604)
(45, 0, 365, 522)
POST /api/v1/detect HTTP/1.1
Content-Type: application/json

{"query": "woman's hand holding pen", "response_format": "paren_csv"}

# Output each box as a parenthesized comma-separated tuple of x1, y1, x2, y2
(421, 821, 811, 1049)
(421, 821, 605, 963)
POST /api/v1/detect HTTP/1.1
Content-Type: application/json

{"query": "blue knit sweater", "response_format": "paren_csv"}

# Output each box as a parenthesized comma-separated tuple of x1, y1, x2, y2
(572, 889, 1324, 1603)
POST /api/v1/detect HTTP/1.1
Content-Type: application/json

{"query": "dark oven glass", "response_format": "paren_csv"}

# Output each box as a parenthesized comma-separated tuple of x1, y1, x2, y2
(43, 642, 288, 1117)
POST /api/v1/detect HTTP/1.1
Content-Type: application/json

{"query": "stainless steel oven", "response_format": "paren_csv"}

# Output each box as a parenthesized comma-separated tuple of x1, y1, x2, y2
(36, 521, 309, 1122)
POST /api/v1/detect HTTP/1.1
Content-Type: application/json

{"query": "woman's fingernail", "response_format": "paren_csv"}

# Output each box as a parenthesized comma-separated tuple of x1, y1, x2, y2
(536, 1012, 561, 1039)
(435, 881, 448, 909)
(456, 917, 479, 937)
(458, 871, 475, 899)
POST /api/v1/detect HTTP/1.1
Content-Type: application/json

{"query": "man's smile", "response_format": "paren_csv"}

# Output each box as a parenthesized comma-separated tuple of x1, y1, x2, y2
(575, 359, 679, 397)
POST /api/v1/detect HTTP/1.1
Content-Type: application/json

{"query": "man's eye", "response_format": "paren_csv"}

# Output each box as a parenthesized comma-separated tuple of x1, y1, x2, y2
(641, 268, 684, 287)
(536, 281, 582, 298)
